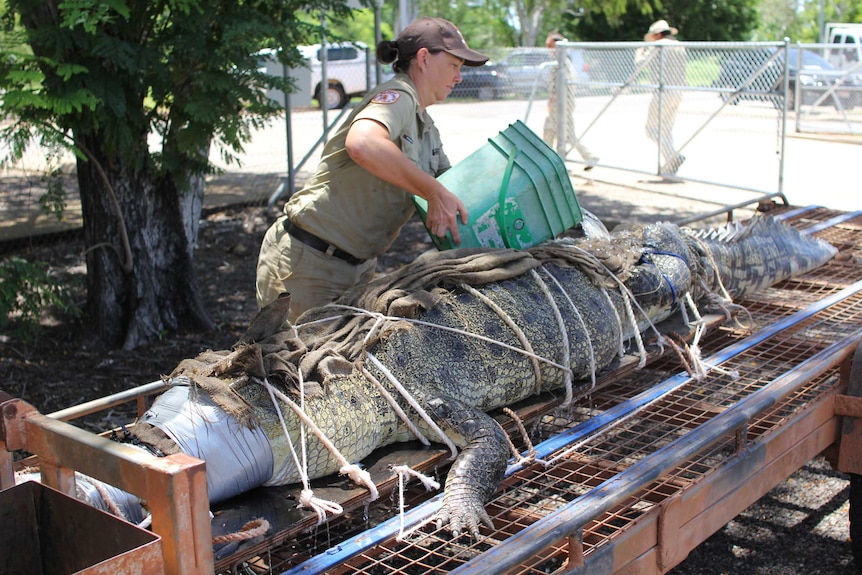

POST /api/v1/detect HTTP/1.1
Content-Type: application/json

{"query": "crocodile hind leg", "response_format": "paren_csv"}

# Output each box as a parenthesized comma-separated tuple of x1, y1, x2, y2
(423, 394, 511, 538)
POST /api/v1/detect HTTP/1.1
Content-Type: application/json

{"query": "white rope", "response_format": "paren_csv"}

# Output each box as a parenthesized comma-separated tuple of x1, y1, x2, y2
(324, 304, 569, 373)
(562, 244, 666, 367)
(261, 377, 344, 524)
(299, 488, 344, 526)
(684, 291, 704, 325)
(365, 351, 459, 460)
(601, 287, 627, 357)
(502, 407, 536, 466)
(700, 284, 755, 330)
(395, 511, 439, 543)
(687, 322, 740, 381)
(459, 282, 543, 388)
(678, 292, 691, 326)
(527, 269, 566, 395)
(695, 237, 735, 302)
(536, 267, 594, 404)
(262, 375, 379, 520)
(622, 295, 649, 368)
(361, 365, 431, 446)
(391, 464, 441, 541)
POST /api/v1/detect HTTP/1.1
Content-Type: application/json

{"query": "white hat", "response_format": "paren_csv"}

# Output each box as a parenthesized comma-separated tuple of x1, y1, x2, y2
(648, 20, 678, 36)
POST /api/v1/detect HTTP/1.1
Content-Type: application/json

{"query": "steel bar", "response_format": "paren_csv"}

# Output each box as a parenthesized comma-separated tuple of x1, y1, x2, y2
(48, 380, 167, 421)
(452, 330, 862, 575)
(281, 278, 862, 575)
(1, 399, 213, 575)
(800, 210, 862, 235)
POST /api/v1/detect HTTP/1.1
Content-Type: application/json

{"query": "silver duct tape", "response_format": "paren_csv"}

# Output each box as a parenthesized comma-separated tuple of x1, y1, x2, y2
(16, 471, 147, 525)
(141, 382, 274, 503)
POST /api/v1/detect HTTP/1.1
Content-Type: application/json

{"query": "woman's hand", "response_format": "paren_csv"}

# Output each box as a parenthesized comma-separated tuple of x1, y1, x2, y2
(346, 118, 468, 244)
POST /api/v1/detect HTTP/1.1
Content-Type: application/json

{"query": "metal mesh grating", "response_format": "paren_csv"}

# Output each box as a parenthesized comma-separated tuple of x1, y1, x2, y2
(215, 211, 862, 574)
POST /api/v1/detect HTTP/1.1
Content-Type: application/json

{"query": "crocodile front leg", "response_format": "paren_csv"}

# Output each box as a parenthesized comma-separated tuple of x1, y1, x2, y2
(423, 395, 510, 538)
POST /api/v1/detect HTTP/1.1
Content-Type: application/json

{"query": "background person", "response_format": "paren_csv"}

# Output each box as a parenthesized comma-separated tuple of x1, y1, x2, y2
(542, 32, 598, 170)
(639, 20, 687, 176)
(256, 18, 488, 322)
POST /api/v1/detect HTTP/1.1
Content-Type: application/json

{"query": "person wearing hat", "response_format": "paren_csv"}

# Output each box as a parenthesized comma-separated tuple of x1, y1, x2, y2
(542, 32, 598, 170)
(256, 18, 489, 322)
(640, 19, 687, 176)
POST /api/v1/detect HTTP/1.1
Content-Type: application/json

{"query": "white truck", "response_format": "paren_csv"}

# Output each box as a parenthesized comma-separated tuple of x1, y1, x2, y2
(825, 23, 862, 72)
(259, 42, 386, 110)
(299, 42, 375, 109)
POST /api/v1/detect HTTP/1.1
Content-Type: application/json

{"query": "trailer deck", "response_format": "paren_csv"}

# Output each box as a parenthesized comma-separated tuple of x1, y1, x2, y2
(2, 205, 861, 575)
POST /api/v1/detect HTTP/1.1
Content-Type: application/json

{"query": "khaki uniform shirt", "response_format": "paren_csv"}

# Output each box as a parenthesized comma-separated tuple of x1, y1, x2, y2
(284, 73, 450, 260)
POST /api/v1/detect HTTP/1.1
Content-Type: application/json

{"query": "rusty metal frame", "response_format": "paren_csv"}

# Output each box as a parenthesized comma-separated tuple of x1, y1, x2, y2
(0, 397, 214, 575)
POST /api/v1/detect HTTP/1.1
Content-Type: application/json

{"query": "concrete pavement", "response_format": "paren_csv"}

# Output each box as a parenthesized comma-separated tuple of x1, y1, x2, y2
(2, 97, 859, 242)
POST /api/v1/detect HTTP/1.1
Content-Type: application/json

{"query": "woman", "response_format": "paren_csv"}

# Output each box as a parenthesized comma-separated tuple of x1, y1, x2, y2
(256, 17, 488, 322)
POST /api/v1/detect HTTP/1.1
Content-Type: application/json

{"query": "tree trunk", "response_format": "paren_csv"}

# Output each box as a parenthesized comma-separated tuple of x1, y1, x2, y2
(76, 135, 214, 349)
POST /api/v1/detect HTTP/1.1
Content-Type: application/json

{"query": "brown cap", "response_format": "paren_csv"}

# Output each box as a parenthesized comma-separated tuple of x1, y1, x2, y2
(397, 17, 488, 67)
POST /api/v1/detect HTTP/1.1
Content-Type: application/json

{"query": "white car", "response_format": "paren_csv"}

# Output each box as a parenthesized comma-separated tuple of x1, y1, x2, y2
(259, 42, 389, 109)
(299, 42, 373, 109)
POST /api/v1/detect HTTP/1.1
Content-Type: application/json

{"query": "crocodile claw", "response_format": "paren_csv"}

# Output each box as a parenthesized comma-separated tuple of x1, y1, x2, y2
(435, 489, 495, 539)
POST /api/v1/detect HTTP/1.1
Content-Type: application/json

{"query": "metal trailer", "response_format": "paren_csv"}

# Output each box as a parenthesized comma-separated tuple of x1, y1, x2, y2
(2, 204, 862, 575)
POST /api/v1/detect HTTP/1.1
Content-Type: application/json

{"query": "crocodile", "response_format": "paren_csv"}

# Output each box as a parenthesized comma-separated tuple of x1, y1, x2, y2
(133, 215, 836, 538)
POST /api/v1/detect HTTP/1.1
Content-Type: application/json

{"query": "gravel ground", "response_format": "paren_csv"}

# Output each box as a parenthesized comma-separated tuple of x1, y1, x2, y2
(671, 456, 856, 574)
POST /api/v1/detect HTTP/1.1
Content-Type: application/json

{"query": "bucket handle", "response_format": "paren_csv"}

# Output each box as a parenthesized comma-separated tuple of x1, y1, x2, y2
(497, 147, 519, 248)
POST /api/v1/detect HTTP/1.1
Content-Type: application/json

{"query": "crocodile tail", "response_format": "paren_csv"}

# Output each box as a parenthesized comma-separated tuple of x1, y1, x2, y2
(686, 215, 838, 299)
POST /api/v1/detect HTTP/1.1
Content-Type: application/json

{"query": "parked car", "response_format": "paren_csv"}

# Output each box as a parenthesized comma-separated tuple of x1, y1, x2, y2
(258, 42, 393, 109)
(497, 48, 553, 95)
(450, 63, 507, 100)
(298, 42, 372, 109)
(497, 47, 591, 97)
(715, 47, 860, 110)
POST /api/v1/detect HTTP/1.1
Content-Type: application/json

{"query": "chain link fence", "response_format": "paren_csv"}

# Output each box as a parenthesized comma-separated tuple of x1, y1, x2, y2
(792, 42, 862, 135)
(6, 41, 860, 250)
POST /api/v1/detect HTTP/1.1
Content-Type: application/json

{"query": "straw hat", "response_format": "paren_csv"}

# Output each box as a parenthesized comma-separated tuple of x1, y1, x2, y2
(647, 20, 678, 36)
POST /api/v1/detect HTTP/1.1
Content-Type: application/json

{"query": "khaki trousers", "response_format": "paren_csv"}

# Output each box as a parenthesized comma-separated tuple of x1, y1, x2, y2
(255, 216, 377, 323)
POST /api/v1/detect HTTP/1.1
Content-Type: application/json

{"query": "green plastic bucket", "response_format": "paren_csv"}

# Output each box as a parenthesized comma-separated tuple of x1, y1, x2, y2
(415, 120, 582, 251)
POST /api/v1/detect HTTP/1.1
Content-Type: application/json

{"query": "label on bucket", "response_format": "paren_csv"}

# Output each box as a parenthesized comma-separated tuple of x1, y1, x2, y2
(414, 197, 535, 251)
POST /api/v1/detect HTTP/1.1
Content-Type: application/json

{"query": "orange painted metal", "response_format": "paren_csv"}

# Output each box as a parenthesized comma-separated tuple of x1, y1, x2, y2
(838, 340, 862, 475)
(0, 397, 214, 575)
(656, 388, 842, 572)
(1, 479, 164, 575)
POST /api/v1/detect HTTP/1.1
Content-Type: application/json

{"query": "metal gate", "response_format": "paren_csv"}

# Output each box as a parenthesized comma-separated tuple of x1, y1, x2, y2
(549, 41, 791, 197)
(792, 42, 862, 136)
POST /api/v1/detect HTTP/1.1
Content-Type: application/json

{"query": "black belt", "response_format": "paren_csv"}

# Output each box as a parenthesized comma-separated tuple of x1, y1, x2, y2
(283, 218, 365, 265)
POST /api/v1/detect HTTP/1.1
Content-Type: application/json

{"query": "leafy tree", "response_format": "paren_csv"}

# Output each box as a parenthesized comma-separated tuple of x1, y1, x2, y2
(414, 0, 518, 48)
(795, 0, 862, 42)
(754, 0, 809, 41)
(1, 0, 353, 349)
(574, 0, 758, 42)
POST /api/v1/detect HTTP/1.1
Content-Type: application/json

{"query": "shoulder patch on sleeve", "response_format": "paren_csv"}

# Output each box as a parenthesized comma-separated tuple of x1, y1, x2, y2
(371, 90, 401, 104)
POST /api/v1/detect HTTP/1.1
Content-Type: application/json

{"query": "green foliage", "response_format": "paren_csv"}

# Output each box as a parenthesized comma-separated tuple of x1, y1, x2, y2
(575, 0, 758, 42)
(0, 0, 355, 181)
(38, 166, 68, 221)
(0, 257, 82, 342)
(416, 0, 518, 47)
